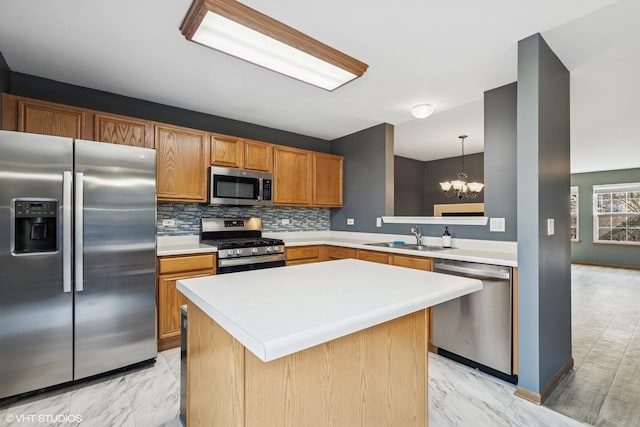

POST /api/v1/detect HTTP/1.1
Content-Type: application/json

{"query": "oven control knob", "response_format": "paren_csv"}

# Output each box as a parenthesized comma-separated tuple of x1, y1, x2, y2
(252, 248, 258, 254)
(236, 249, 243, 255)
(266, 246, 273, 253)
(227, 250, 234, 256)
(274, 245, 282, 252)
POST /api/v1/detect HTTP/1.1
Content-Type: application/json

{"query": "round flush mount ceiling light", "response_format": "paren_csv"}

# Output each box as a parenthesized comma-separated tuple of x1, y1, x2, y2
(410, 104, 434, 119)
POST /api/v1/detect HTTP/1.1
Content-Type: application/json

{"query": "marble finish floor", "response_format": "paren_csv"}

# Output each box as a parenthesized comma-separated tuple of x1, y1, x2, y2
(545, 264, 640, 427)
(1, 346, 585, 427)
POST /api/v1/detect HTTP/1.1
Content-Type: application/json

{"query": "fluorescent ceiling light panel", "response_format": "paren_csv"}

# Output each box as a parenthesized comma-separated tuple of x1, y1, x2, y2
(181, 0, 368, 91)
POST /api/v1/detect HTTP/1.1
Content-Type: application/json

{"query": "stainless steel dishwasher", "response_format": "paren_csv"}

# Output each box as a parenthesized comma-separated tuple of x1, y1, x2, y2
(432, 259, 515, 383)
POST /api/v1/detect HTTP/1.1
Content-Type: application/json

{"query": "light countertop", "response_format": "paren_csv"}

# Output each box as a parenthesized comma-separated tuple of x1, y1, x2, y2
(158, 231, 517, 266)
(177, 258, 482, 362)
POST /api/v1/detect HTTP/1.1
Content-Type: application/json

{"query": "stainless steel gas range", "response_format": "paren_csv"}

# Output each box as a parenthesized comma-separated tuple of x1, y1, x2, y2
(200, 217, 286, 274)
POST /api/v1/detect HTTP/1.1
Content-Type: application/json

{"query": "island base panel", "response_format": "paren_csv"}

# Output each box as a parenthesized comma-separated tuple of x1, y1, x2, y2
(188, 303, 428, 427)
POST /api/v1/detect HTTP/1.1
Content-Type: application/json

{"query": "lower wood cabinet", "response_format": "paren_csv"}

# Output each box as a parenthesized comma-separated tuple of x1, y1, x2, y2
(357, 249, 389, 264)
(327, 246, 357, 260)
(157, 253, 215, 350)
(286, 245, 326, 266)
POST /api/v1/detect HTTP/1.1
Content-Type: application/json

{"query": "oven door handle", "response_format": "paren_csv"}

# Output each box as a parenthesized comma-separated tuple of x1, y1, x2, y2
(218, 253, 286, 268)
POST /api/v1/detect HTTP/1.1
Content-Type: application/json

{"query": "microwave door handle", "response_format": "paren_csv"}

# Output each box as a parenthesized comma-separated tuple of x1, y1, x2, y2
(258, 177, 262, 200)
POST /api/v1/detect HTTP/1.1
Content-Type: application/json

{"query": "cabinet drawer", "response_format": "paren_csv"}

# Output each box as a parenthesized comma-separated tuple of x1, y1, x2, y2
(328, 246, 357, 260)
(286, 246, 321, 261)
(158, 254, 215, 274)
(390, 255, 432, 271)
(357, 250, 389, 264)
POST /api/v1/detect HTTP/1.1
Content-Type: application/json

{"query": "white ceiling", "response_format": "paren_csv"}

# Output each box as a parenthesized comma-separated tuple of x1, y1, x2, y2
(1, 0, 638, 172)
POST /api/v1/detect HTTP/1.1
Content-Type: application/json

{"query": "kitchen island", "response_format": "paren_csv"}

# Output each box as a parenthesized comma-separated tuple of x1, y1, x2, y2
(177, 258, 482, 427)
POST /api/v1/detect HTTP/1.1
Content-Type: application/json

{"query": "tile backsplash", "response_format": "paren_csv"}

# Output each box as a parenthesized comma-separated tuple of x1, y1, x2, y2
(157, 202, 330, 235)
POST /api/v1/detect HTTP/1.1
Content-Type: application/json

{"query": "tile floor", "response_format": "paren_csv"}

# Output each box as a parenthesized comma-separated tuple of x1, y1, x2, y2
(545, 264, 640, 427)
(1, 346, 585, 427)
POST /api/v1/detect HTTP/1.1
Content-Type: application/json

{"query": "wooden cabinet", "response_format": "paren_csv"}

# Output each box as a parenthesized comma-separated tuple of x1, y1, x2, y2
(94, 112, 153, 148)
(357, 249, 389, 264)
(244, 139, 273, 172)
(210, 133, 243, 168)
(312, 152, 343, 207)
(327, 246, 357, 260)
(157, 254, 215, 350)
(156, 123, 209, 202)
(389, 254, 433, 271)
(273, 146, 311, 205)
(286, 245, 326, 265)
(2, 95, 91, 139)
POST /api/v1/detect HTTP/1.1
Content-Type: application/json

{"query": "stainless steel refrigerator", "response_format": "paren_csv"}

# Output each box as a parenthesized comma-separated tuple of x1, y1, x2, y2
(0, 130, 157, 400)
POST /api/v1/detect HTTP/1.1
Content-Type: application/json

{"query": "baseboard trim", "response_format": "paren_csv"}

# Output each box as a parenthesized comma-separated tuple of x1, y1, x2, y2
(572, 261, 640, 271)
(514, 358, 574, 405)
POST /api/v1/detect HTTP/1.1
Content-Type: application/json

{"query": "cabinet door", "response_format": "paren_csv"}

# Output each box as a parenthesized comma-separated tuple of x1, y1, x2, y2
(286, 245, 325, 265)
(17, 98, 88, 139)
(389, 255, 432, 271)
(156, 124, 209, 202)
(95, 113, 153, 148)
(158, 271, 212, 340)
(273, 146, 311, 205)
(211, 133, 243, 168)
(328, 246, 357, 260)
(357, 249, 389, 264)
(244, 139, 273, 172)
(312, 153, 343, 207)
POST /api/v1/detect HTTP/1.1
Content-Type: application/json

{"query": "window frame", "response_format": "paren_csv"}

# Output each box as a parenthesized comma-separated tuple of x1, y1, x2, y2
(592, 182, 640, 246)
(570, 186, 579, 242)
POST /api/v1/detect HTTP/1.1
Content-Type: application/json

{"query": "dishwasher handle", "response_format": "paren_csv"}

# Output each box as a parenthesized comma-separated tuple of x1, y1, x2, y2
(435, 262, 511, 280)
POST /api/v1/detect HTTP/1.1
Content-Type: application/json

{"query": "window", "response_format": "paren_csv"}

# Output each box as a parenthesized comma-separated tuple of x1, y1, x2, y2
(593, 183, 640, 244)
(570, 186, 579, 241)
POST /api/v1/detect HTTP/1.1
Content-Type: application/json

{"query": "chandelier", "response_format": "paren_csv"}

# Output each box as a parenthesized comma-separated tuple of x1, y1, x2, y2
(439, 135, 484, 199)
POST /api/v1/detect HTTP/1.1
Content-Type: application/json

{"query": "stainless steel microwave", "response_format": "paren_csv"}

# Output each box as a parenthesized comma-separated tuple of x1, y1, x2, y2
(209, 166, 273, 206)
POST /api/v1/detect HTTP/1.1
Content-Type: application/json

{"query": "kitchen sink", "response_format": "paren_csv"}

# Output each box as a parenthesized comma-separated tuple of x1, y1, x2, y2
(365, 242, 451, 251)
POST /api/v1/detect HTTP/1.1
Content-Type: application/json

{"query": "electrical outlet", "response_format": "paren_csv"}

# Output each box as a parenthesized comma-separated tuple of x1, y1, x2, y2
(489, 218, 505, 232)
(162, 219, 176, 227)
(281, 218, 290, 225)
(376, 217, 382, 227)
(347, 218, 355, 225)
(547, 218, 555, 236)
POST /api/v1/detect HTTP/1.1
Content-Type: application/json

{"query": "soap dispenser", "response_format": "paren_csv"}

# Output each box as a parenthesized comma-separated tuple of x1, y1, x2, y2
(442, 226, 452, 248)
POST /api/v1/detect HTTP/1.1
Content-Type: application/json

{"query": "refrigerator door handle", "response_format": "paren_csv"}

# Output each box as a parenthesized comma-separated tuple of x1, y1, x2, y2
(63, 171, 73, 293)
(75, 172, 84, 292)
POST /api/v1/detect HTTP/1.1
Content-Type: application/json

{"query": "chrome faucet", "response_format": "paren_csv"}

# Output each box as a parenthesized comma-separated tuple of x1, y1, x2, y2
(410, 225, 422, 246)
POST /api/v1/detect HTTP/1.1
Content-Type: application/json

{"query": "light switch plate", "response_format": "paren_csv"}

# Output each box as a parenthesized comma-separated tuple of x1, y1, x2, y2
(347, 218, 355, 225)
(490, 218, 505, 232)
(376, 217, 382, 227)
(281, 218, 290, 225)
(162, 219, 175, 227)
(547, 218, 555, 235)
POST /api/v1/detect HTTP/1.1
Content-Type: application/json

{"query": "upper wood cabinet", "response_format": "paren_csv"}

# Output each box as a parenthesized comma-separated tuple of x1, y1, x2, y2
(2, 95, 91, 139)
(94, 113, 153, 148)
(312, 152, 343, 207)
(210, 133, 243, 168)
(156, 123, 209, 202)
(244, 139, 273, 172)
(273, 146, 311, 205)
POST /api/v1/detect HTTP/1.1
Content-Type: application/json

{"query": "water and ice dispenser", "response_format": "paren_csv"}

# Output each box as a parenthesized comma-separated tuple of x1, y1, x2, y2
(13, 199, 58, 253)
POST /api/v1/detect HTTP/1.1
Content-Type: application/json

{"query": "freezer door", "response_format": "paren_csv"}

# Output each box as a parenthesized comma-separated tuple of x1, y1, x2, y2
(0, 131, 74, 399)
(73, 140, 157, 379)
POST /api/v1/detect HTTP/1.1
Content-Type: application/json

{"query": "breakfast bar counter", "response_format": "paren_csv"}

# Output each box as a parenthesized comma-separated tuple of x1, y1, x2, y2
(178, 259, 482, 427)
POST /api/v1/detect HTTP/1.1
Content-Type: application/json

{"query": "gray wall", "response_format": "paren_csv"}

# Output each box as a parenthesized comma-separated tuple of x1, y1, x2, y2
(424, 152, 484, 212)
(394, 156, 426, 216)
(330, 124, 394, 231)
(7, 72, 330, 152)
(571, 168, 640, 268)
(517, 34, 572, 396)
(485, 83, 518, 241)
